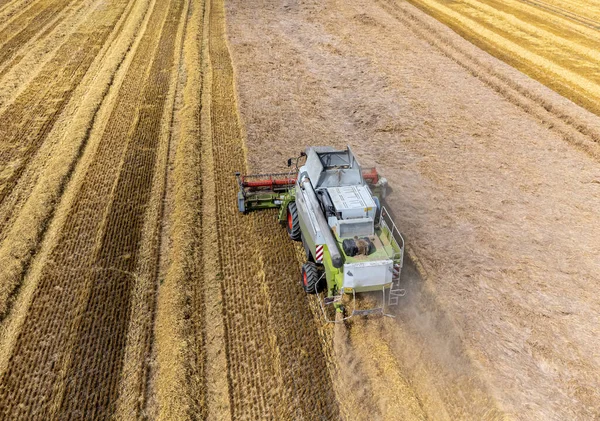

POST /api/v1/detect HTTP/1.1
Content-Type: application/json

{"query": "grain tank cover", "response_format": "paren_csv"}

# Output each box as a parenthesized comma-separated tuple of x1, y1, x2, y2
(304, 146, 364, 188)
(327, 185, 377, 220)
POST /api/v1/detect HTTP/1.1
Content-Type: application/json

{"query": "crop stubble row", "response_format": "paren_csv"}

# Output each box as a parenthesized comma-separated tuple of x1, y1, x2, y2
(0, 0, 78, 69)
(375, 0, 600, 159)
(187, 0, 341, 418)
(0, 0, 129, 233)
(402, 0, 600, 116)
(0, 0, 185, 418)
(0, 0, 423, 418)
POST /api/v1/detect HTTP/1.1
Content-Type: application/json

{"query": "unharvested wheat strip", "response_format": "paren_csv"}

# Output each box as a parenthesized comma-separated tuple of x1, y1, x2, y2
(0, 0, 147, 260)
(0, 0, 103, 232)
(0, 0, 152, 385)
(115, 0, 189, 418)
(154, 0, 209, 418)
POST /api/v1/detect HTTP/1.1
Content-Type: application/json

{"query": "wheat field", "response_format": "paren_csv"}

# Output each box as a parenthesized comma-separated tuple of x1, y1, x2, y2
(404, 0, 600, 116)
(0, 0, 598, 419)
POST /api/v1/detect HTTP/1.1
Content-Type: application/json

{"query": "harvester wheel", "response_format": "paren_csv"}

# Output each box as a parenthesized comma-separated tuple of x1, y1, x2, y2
(301, 262, 321, 294)
(287, 201, 301, 241)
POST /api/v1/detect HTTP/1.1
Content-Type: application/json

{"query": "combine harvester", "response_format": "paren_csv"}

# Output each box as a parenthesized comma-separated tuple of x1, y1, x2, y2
(236, 146, 405, 321)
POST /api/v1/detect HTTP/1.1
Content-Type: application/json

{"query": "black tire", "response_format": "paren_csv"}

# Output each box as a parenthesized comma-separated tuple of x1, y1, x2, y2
(286, 201, 301, 241)
(301, 234, 314, 262)
(301, 262, 321, 294)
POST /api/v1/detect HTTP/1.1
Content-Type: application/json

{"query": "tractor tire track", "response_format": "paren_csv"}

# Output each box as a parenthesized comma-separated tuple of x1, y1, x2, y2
(377, 0, 600, 158)
(0, 0, 185, 417)
(0, 0, 79, 69)
(0, 0, 92, 81)
(207, 0, 340, 418)
(0, 0, 135, 220)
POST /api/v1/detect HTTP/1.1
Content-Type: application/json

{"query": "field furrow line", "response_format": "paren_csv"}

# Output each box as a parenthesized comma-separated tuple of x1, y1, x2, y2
(0, 2, 133, 218)
(378, 0, 600, 158)
(0, 0, 92, 81)
(208, 0, 279, 417)
(0, 0, 186, 417)
(0, 0, 78, 68)
(0, 0, 14, 13)
(0, 0, 134, 317)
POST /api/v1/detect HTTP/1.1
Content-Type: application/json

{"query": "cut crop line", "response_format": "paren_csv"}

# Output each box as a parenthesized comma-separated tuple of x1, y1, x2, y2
(0, 0, 184, 418)
(390, 0, 600, 151)
(459, 0, 600, 63)
(0, 0, 76, 68)
(518, 0, 600, 30)
(407, 0, 600, 99)
(53, 0, 185, 417)
(0, 0, 39, 32)
(0, 0, 90, 79)
(115, 0, 190, 417)
(0, 2, 138, 214)
(0, 0, 150, 387)
(0, 0, 63, 45)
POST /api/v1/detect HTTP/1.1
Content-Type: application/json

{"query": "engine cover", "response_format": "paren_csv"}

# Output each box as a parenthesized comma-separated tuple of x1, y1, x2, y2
(326, 185, 376, 220)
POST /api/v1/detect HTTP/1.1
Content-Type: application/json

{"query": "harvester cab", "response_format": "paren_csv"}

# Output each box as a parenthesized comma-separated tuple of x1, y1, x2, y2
(236, 146, 405, 322)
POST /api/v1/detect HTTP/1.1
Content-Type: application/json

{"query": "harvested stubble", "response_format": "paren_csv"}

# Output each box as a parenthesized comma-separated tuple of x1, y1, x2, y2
(224, 0, 600, 418)
(0, 0, 77, 68)
(0, 0, 185, 417)
(404, 0, 600, 116)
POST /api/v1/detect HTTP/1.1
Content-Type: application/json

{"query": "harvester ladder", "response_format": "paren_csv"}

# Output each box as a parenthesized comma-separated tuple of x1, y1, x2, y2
(380, 206, 406, 306)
